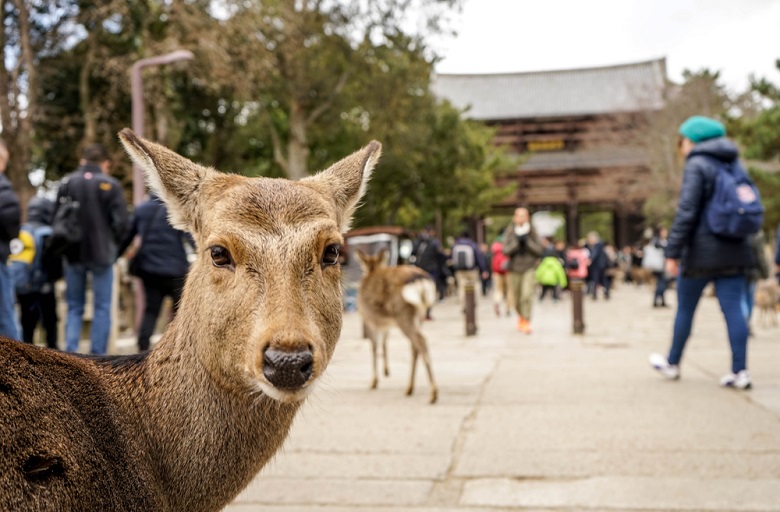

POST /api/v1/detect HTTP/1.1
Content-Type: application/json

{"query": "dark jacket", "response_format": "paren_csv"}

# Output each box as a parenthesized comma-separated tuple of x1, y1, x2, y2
(502, 224, 543, 273)
(119, 196, 192, 278)
(665, 137, 753, 277)
(0, 173, 21, 263)
(55, 163, 129, 267)
(412, 234, 444, 275)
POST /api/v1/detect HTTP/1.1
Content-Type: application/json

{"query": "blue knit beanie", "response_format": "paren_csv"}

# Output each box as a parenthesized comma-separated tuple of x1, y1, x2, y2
(678, 116, 726, 143)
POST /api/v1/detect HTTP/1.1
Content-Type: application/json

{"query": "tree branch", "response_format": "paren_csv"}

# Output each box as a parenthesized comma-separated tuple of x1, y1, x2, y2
(306, 70, 348, 125)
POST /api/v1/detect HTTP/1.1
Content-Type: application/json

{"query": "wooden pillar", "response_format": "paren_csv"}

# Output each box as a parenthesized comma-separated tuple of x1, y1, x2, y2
(566, 202, 579, 246)
(613, 205, 630, 248)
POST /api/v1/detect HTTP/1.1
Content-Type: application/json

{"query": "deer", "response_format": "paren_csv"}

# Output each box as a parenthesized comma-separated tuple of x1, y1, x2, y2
(0, 129, 381, 511)
(356, 249, 438, 403)
(754, 279, 779, 328)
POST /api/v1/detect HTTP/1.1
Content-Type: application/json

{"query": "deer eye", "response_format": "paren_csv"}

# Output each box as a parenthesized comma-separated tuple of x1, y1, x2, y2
(321, 244, 341, 268)
(210, 245, 234, 269)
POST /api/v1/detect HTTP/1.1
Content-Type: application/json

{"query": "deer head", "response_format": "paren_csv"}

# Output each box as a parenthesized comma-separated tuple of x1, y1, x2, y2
(356, 249, 389, 274)
(119, 129, 380, 403)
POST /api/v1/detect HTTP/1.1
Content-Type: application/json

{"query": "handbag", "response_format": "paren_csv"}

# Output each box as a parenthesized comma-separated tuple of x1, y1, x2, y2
(641, 243, 665, 272)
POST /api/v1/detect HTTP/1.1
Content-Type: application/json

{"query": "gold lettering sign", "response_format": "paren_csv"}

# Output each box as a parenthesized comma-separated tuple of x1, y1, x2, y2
(527, 140, 565, 151)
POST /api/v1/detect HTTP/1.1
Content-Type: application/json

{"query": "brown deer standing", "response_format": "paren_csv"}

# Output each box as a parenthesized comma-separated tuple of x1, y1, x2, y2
(356, 249, 438, 403)
(0, 130, 380, 511)
(754, 279, 779, 327)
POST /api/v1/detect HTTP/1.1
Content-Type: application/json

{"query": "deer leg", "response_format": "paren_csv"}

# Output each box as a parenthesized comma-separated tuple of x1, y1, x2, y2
(414, 335, 437, 404)
(369, 328, 379, 389)
(398, 318, 437, 403)
(381, 330, 390, 377)
(406, 345, 419, 397)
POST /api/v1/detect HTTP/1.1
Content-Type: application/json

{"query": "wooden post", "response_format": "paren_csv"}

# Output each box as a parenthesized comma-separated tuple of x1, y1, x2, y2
(465, 283, 477, 336)
(571, 279, 585, 334)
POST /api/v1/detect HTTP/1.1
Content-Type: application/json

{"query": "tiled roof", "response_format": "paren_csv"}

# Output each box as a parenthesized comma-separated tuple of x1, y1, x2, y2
(431, 58, 667, 120)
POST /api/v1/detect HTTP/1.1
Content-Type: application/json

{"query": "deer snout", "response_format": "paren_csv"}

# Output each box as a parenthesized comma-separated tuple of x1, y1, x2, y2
(262, 347, 314, 390)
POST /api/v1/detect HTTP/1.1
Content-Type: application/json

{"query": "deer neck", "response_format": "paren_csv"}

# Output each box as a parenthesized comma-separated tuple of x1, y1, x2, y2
(106, 319, 301, 511)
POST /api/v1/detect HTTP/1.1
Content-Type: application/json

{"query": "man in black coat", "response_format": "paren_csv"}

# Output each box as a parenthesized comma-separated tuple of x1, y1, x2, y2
(56, 144, 128, 354)
(0, 139, 21, 339)
(649, 116, 755, 390)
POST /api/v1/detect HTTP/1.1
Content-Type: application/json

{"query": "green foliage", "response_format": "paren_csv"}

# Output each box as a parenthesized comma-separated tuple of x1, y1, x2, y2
(751, 167, 780, 234)
(731, 59, 780, 233)
(732, 60, 780, 161)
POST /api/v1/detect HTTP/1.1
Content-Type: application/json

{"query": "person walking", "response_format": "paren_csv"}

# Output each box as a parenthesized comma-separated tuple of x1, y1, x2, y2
(120, 194, 191, 352)
(0, 139, 21, 340)
(535, 252, 568, 302)
(646, 226, 670, 307)
(585, 231, 610, 300)
(451, 230, 488, 308)
(649, 116, 758, 389)
(502, 207, 543, 334)
(56, 143, 128, 355)
(411, 226, 447, 300)
(490, 236, 513, 316)
(9, 197, 60, 348)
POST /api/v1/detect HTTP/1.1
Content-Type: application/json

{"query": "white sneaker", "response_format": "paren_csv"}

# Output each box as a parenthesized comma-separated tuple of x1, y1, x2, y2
(720, 370, 752, 390)
(649, 353, 680, 380)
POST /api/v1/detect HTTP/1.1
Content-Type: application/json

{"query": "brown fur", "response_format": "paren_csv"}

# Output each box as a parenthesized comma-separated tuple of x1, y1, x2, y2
(357, 249, 438, 404)
(754, 279, 779, 328)
(0, 130, 381, 511)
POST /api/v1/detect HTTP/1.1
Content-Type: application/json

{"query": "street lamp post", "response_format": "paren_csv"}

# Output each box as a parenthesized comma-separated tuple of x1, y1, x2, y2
(128, 50, 194, 341)
(130, 49, 194, 205)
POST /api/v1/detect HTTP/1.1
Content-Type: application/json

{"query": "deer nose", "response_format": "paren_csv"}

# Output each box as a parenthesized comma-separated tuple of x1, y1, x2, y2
(262, 347, 314, 390)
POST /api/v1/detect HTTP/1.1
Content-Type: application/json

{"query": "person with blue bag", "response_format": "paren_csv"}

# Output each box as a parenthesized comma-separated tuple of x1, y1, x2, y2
(649, 115, 763, 390)
(8, 197, 60, 348)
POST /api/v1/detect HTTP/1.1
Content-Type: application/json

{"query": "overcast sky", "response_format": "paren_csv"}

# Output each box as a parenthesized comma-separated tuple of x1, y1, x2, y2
(432, 0, 780, 93)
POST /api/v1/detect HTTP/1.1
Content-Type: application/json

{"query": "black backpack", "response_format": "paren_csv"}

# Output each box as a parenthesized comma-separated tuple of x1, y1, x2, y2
(50, 179, 82, 252)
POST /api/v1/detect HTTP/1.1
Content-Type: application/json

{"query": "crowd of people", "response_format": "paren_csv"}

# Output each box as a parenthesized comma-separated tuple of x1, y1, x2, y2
(404, 116, 780, 392)
(0, 142, 191, 354)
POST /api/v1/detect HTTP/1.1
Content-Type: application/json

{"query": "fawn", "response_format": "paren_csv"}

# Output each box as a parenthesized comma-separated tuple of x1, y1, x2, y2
(356, 249, 438, 403)
(0, 129, 380, 511)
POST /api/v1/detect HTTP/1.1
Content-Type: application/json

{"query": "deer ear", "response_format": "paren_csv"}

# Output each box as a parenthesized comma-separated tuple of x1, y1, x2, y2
(302, 141, 381, 231)
(118, 129, 216, 232)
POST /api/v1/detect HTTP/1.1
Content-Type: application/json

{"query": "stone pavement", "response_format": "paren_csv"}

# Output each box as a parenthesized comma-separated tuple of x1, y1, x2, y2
(223, 283, 780, 512)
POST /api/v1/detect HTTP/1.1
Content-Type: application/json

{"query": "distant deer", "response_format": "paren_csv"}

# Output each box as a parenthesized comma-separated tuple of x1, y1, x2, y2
(356, 249, 438, 403)
(0, 129, 380, 511)
(755, 279, 779, 328)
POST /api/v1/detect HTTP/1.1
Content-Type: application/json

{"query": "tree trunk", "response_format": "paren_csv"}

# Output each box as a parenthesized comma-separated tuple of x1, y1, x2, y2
(5, 0, 36, 211)
(80, 33, 97, 145)
(286, 100, 310, 180)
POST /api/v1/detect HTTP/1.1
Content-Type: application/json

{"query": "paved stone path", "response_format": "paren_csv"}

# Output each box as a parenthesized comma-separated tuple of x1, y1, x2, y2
(224, 282, 780, 511)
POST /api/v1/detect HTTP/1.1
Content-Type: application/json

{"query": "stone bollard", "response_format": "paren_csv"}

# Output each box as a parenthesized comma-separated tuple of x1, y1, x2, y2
(464, 282, 477, 336)
(570, 279, 585, 334)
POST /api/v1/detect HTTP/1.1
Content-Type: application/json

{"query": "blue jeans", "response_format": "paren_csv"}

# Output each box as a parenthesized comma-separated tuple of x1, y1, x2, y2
(742, 280, 756, 323)
(668, 274, 748, 373)
(0, 262, 19, 339)
(64, 263, 113, 354)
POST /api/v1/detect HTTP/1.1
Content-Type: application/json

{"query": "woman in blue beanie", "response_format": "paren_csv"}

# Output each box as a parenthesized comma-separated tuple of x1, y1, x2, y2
(649, 115, 755, 390)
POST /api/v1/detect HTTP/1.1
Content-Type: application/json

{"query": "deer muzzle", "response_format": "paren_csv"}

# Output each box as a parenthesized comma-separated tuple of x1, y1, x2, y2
(262, 347, 314, 390)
